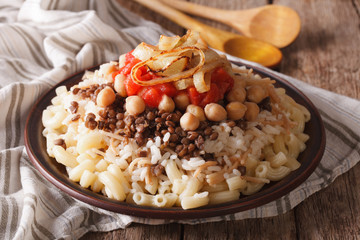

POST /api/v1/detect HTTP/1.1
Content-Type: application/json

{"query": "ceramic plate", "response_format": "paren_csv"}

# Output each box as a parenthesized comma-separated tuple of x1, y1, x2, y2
(24, 61, 325, 219)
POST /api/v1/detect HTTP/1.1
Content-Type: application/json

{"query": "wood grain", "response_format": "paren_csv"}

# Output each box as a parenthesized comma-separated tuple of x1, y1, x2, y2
(169, 0, 268, 34)
(183, 212, 296, 240)
(275, 0, 360, 239)
(82, 0, 360, 239)
(83, 223, 181, 240)
(276, 0, 360, 98)
(294, 164, 360, 240)
(181, 1, 297, 239)
(116, 0, 185, 36)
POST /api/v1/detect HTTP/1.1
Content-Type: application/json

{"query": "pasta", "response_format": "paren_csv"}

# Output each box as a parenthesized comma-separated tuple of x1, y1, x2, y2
(69, 159, 95, 182)
(42, 30, 311, 209)
(79, 170, 97, 188)
(181, 192, 209, 209)
(226, 175, 247, 191)
(209, 190, 240, 205)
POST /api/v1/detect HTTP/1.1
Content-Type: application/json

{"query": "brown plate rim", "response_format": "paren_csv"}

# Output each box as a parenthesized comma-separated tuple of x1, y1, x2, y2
(24, 60, 326, 220)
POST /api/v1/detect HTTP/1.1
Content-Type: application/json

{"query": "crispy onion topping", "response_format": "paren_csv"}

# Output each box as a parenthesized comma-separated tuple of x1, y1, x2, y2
(130, 30, 234, 93)
(131, 46, 205, 86)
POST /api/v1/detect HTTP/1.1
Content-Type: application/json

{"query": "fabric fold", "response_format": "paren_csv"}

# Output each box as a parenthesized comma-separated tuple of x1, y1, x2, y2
(0, 0, 359, 239)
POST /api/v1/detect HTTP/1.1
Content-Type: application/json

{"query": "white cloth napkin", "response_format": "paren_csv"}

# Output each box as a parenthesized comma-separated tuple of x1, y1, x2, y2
(1, 0, 359, 239)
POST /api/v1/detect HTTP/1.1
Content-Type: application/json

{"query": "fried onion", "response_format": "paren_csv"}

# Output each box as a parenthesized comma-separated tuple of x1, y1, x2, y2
(129, 30, 233, 93)
(131, 46, 205, 86)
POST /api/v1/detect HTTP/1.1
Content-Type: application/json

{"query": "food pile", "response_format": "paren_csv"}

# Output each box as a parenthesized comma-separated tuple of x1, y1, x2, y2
(42, 31, 310, 209)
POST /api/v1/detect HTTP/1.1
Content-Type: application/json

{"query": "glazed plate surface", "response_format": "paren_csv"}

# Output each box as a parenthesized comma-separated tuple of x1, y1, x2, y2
(24, 61, 325, 219)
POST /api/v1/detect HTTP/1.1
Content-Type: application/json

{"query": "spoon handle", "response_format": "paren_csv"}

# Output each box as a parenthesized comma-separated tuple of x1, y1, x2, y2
(133, 0, 283, 68)
(158, 0, 233, 23)
(133, 0, 234, 51)
(133, 0, 206, 32)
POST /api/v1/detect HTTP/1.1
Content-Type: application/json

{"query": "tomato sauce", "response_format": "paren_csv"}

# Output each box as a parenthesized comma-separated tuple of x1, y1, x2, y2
(113, 52, 234, 109)
(187, 68, 234, 107)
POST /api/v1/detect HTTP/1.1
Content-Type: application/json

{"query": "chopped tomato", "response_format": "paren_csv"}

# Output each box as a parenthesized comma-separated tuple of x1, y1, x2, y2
(124, 76, 142, 96)
(112, 52, 141, 81)
(154, 83, 177, 97)
(139, 87, 162, 108)
(120, 51, 177, 106)
(211, 68, 234, 98)
(137, 83, 177, 108)
(121, 52, 141, 75)
(119, 53, 160, 96)
(187, 87, 205, 106)
(187, 68, 234, 107)
(200, 83, 221, 106)
(188, 84, 221, 107)
(141, 71, 157, 81)
(121, 58, 140, 75)
(111, 70, 120, 80)
(115, 51, 234, 109)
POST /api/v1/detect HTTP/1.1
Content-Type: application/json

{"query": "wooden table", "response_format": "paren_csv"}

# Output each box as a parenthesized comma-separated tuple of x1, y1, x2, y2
(83, 0, 360, 239)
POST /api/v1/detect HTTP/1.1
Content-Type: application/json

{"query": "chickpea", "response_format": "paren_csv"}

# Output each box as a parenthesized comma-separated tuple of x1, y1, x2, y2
(226, 102, 247, 120)
(158, 95, 175, 113)
(226, 86, 246, 103)
(174, 92, 190, 111)
(125, 96, 146, 115)
(233, 76, 247, 89)
(186, 104, 206, 121)
(180, 112, 200, 131)
(204, 103, 227, 122)
(96, 86, 116, 107)
(114, 74, 127, 97)
(244, 102, 260, 121)
(247, 85, 268, 103)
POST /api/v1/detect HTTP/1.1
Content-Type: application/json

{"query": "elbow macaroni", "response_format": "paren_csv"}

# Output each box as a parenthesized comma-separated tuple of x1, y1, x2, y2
(42, 58, 310, 210)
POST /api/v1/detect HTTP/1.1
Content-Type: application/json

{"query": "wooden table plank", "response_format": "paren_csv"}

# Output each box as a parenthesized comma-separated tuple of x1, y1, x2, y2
(294, 165, 360, 239)
(277, 0, 360, 98)
(82, 0, 360, 239)
(116, 0, 185, 36)
(183, 212, 296, 240)
(83, 223, 182, 240)
(123, 223, 182, 240)
(275, 0, 360, 239)
(180, 1, 297, 239)
(174, 0, 267, 34)
(80, 2, 185, 239)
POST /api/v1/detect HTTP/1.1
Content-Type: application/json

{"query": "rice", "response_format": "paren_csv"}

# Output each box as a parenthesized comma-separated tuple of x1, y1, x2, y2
(41, 31, 310, 210)
(207, 166, 221, 172)
(150, 144, 161, 164)
(233, 169, 241, 176)
(181, 175, 189, 181)
(163, 132, 171, 142)
(155, 136, 161, 147)
(160, 152, 171, 162)
(170, 154, 177, 160)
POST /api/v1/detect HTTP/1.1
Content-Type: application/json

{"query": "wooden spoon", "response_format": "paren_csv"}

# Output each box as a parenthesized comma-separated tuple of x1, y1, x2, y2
(158, 0, 301, 48)
(133, 0, 282, 68)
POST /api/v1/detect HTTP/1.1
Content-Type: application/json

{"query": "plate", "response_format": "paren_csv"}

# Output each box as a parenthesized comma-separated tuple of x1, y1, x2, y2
(24, 60, 325, 219)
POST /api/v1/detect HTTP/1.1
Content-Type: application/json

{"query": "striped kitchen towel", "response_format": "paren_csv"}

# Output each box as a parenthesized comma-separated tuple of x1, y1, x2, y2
(0, 0, 359, 239)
